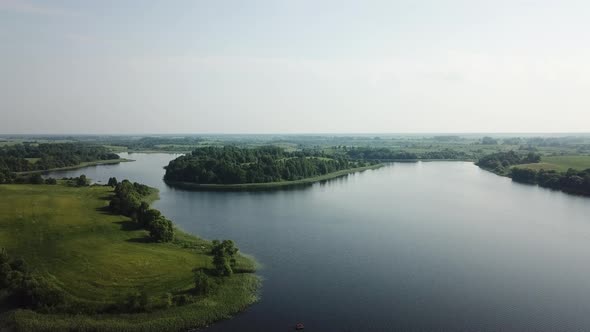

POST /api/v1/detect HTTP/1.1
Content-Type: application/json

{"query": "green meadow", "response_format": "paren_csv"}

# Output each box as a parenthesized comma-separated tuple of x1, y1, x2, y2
(0, 184, 259, 331)
(514, 155, 590, 172)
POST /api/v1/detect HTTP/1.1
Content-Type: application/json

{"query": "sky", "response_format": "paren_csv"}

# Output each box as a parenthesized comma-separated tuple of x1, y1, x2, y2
(1, 0, 589, 134)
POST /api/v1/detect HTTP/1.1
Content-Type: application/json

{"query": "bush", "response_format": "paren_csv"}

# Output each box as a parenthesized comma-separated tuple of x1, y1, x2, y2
(30, 174, 44, 185)
(511, 168, 537, 184)
(123, 290, 149, 313)
(148, 217, 174, 242)
(193, 269, 215, 295)
(107, 177, 118, 187)
(211, 240, 238, 276)
(172, 294, 190, 306)
(76, 174, 89, 187)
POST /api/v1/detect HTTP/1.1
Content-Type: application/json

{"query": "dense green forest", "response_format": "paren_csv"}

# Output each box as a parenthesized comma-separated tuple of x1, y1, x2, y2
(511, 168, 590, 196)
(0, 143, 119, 183)
(164, 146, 373, 184)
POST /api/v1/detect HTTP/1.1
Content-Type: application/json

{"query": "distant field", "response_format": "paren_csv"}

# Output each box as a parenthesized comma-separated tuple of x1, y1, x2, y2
(0, 184, 258, 331)
(515, 155, 590, 172)
(102, 144, 129, 152)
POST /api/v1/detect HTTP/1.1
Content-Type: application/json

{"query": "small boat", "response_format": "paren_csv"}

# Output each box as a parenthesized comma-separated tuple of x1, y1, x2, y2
(295, 322, 305, 330)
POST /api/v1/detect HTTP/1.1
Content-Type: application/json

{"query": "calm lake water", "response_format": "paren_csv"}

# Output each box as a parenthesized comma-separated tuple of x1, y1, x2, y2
(48, 153, 590, 331)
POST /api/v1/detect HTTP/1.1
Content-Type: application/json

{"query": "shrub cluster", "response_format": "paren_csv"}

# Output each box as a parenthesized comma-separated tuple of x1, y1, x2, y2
(0, 249, 65, 312)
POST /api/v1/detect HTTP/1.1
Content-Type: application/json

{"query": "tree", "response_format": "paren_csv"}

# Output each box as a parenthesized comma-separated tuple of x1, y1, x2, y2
(76, 174, 89, 186)
(138, 206, 160, 228)
(211, 240, 239, 276)
(162, 293, 173, 308)
(524, 152, 541, 163)
(148, 217, 174, 242)
(212, 254, 233, 277)
(193, 269, 215, 295)
(44, 177, 57, 185)
(124, 290, 149, 313)
(30, 173, 44, 184)
(107, 177, 118, 187)
(0, 249, 28, 289)
(511, 168, 537, 184)
(481, 136, 498, 145)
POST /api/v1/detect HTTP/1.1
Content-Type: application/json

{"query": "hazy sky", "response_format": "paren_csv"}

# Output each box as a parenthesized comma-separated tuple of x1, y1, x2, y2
(1, 0, 589, 134)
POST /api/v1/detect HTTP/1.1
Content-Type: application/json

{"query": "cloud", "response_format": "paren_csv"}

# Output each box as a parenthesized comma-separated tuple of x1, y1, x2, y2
(0, 0, 78, 17)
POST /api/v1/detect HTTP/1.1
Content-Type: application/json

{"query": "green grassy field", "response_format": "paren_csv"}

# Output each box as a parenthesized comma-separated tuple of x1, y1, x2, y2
(0, 184, 258, 331)
(514, 155, 590, 172)
(166, 164, 383, 191)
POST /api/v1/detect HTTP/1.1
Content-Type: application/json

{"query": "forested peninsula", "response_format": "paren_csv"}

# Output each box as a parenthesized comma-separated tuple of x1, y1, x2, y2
(0, 143, 124, 183)
(164, 146, 381, 189)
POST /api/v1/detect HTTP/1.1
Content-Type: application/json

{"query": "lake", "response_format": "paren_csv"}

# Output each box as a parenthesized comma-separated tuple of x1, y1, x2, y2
(47, 153, 590, 331)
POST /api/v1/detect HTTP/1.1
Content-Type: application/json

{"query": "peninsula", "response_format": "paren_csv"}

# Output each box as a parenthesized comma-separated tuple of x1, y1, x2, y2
(0, 179, 258, 331)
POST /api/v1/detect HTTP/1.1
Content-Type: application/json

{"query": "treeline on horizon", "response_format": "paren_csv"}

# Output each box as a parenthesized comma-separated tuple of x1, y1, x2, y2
(164, 146, 373, 184)
(342, 147, 471, 161)
(108, 136, 204, 151)
(0, 143, 119, 183)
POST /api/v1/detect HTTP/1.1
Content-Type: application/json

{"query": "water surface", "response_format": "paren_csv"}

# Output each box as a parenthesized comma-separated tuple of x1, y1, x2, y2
(49, 153, 590, 331)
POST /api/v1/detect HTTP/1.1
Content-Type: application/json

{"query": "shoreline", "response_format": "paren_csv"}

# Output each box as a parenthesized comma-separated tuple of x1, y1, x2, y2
(165, 164, 383, 191)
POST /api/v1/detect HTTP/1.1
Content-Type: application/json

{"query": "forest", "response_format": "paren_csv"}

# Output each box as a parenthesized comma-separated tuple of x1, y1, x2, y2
(164, 146, 372, 184)
(511, 167, 590, 196)
(475, 151, 541, 174)
(0, 143, 119, 183)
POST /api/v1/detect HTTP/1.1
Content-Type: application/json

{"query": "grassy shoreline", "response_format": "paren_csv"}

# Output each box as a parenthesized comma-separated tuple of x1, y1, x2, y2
(0, 184, 259, 331)
(165, 164, 383, 191)
(16, 159, 134, 175)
